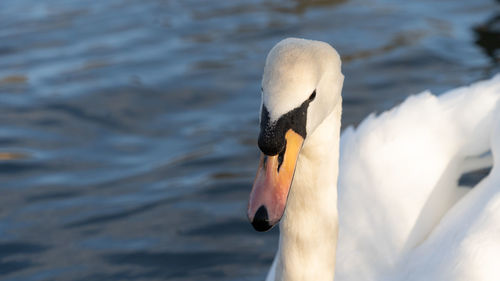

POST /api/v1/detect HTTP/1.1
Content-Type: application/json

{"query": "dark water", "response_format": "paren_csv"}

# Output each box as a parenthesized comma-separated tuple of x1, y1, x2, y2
(0, 0, 499, 280)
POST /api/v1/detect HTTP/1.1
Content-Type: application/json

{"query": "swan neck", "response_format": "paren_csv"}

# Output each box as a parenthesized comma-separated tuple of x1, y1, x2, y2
(276, 103, 342, 281)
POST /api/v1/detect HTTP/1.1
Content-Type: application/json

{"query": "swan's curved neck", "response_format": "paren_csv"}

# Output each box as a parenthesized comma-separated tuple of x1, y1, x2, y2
(275, 102, 342, 281)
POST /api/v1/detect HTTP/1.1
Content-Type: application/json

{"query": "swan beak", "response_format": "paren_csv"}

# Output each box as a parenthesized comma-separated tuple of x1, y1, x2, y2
(248, 129, 304, 232)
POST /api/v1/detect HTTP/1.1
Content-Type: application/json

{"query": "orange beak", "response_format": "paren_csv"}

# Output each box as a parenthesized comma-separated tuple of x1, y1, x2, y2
(247, 129, 304, 231)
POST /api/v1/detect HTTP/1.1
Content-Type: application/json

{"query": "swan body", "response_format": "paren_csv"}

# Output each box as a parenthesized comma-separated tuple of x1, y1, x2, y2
(248, 37, 500, 281)
(337, 75, 500, 281)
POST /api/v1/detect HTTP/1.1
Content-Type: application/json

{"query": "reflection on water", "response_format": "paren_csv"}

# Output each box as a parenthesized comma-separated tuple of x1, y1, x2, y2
(475, 13, 500, 63)
(0, 0, 499, 280)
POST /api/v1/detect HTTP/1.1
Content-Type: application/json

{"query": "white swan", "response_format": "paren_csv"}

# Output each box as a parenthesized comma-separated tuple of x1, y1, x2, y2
(246, 37, 500, 281)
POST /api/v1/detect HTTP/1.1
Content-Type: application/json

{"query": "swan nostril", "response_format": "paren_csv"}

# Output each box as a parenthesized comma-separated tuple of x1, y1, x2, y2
(277, 139, 286, 172)
(252, 206, 272, 232)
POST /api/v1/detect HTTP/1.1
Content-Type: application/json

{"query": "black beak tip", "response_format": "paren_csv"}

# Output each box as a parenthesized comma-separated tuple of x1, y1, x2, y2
(251, 206, 273, 232)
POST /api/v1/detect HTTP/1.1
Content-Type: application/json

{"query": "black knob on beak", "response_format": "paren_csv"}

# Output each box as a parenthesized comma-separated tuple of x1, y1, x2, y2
(258, 105, 286, 156)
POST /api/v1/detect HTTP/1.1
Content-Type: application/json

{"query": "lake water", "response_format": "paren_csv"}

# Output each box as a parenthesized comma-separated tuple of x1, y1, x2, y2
(0, 0, 499, 280)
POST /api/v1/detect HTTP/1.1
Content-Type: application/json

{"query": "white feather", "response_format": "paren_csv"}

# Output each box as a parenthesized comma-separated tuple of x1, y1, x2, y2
(258, 38, 500, 281)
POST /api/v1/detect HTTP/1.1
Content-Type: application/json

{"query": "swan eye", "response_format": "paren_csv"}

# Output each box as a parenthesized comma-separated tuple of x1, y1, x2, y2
(309, 90, 316, 101)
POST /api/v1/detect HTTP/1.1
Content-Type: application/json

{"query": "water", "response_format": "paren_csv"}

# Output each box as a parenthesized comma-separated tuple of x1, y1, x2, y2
(0, 0, 498, 280)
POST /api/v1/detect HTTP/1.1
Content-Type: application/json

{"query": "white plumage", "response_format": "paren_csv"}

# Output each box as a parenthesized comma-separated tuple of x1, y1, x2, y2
(337, 74, 500, 281)
(256, 38, 500, 281)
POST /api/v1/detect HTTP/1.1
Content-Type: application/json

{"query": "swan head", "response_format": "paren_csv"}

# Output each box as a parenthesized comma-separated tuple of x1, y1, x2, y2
(248, 38, 344, 231)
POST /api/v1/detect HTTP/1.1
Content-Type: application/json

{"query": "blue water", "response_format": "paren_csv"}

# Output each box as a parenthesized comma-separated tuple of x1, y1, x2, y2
(0, 0, 498, 280)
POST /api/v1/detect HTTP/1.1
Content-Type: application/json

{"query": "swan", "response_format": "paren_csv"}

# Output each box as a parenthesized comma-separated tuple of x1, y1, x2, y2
(246, 37, 500, 281)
